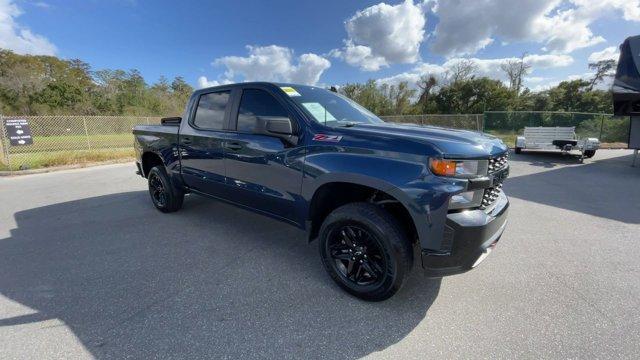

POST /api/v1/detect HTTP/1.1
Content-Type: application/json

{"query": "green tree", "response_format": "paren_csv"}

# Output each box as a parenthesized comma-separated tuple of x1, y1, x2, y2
(434, 77, 513, 114)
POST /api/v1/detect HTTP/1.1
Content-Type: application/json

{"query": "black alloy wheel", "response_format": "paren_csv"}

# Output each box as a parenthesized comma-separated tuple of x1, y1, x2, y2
(326, 225, 387, 286)
(149, 172, 167, 208)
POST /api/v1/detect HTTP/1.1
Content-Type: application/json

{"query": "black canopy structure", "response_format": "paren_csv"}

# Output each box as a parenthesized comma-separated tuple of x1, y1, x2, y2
(613, 35, 640, 116)
(613, 35, 640, 166)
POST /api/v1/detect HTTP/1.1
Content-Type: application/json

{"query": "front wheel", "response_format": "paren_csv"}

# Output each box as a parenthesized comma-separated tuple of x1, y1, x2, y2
(318, 202, 413, 301)
(584, 150, 596, 158)
(148, 166, 184, 213)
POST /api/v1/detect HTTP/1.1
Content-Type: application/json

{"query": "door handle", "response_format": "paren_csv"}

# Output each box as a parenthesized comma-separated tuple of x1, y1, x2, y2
(225, 142, 243, 151)
(182, 136, 193, 145)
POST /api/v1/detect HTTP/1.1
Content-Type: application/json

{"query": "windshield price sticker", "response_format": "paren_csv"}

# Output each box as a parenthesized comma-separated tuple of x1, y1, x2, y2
(302, 102, 337, 122)
(4, 118, 33, 146)
(280, 86, 301, 97)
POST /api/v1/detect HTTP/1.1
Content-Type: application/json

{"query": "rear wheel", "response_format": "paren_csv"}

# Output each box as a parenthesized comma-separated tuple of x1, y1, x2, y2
(514, 147, 522, 154)
(318, 202, 413, 301)
(148, 166, 184, 213)
(584, 150, 596, 158)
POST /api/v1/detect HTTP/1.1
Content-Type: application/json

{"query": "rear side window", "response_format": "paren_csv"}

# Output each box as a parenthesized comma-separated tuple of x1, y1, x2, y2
(193, 91, 230, 130)
(237, 89, 288, 132)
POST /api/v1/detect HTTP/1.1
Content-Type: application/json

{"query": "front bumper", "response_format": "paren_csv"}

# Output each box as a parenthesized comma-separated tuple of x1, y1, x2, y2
(421, 191, 509, 277)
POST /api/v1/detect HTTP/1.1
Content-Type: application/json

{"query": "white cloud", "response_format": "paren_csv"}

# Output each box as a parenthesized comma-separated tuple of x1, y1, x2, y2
(566, 73, 593, 81)
(522, 54, 574, 68)
(588, 46, 619, 63)
(525, 76, 548, 83)
(529, 80, 562, 92)
(197, 76, 218, 88)
(529, 71, 600, 92)
(197, 76, 235, 89)
(332, 0, 427, 71)
(0, 0, 56, 55)
(213, 45, 330, 85)
(430, 0, 640, 57)
(572, 0, 640, 22)
(378, 54, 573, 88)
(33, 2, 50, 9)
(329, 42, 387, 72)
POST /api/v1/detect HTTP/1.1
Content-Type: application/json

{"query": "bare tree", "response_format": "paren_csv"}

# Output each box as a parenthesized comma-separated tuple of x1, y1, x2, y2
(447, 58, 477, 84)
(416, 74, 437, 108)
(500, 53, 531, 94)
(587, 59, 616, 90)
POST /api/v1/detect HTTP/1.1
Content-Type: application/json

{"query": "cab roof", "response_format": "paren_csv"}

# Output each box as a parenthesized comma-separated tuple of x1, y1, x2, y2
(194, 82, 323, 95)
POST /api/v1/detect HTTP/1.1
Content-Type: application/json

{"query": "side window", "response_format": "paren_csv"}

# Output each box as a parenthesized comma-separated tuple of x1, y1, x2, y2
(193, 91, 230, 130)
(237, 89, 289, 132)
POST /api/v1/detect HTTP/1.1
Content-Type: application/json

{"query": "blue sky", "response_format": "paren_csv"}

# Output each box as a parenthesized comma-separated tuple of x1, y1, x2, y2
(2, 0, 639, 91)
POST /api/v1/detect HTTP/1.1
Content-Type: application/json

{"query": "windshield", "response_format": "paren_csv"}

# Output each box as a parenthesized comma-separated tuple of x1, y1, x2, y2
(281, 85, 384, 127)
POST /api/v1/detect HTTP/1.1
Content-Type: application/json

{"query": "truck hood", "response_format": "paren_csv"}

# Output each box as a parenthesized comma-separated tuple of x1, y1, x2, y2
(348, 122, 508, 158)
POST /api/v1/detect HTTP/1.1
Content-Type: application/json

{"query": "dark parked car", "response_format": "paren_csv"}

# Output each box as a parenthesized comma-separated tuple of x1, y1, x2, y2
(133, 82, 510, 301)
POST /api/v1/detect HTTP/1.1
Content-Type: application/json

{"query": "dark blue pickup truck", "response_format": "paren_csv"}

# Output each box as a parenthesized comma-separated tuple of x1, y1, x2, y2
(133, 82, 509, 301)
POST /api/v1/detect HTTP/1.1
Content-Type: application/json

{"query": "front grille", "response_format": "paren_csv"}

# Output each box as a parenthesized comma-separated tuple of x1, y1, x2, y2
(480, 181, 503, 209)
(481, 152, 508, 209)
(488, 153, 508, 174)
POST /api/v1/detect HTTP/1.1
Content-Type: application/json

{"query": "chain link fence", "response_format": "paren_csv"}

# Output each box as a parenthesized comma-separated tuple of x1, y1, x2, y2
(0, 111, 631, 173)
(381, 114, 483, 131)
(0, 115, 161, 172)
(483, 111, 630, 148)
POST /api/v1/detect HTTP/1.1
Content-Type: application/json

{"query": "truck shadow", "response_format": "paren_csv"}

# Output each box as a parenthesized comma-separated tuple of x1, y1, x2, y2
(506, 151, 640, 224)
(512, 150, 588, 168)
(0, 191, 441, 359)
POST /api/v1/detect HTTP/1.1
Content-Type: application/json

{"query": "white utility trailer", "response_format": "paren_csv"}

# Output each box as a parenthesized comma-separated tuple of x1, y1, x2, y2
(515, 126, 600, 162)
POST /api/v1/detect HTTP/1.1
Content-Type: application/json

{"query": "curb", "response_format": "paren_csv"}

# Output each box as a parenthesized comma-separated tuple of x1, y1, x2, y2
(0, 158, 134, 177)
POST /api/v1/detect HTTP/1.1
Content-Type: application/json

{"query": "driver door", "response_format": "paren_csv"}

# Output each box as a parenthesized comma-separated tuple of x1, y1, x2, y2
(222, 87, 304, 223)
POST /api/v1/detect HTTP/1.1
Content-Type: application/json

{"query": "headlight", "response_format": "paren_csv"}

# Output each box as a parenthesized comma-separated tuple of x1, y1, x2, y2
(449, 190, 484, 210)
(429, 158, 487, 178)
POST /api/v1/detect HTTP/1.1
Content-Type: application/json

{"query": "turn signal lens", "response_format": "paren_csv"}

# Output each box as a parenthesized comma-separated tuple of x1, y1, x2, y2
(429, 158, 485, 177)
(430, 159, 456, 176)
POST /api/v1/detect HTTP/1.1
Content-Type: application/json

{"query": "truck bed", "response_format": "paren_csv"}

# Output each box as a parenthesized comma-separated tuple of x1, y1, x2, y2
(133, 125, 179, 156)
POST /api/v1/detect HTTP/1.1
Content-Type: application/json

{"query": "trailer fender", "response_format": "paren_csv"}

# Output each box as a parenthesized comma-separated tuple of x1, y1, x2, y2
(584, 138, 600, 150)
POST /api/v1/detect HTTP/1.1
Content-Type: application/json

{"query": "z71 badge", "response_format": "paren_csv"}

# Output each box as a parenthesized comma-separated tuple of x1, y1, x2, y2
(313, 134, 343, 142)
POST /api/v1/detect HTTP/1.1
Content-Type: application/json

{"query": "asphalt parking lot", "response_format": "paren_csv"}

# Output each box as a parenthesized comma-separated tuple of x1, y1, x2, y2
(1, 149, 639, 359)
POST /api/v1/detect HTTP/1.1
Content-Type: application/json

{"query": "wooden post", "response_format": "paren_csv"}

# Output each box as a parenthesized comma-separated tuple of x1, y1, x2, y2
(82, 116, 91, 150)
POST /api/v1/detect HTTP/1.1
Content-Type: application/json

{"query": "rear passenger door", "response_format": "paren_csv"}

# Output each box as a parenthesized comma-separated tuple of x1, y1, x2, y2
(223, 87, 304, 222)
(179, 89, 234, 197)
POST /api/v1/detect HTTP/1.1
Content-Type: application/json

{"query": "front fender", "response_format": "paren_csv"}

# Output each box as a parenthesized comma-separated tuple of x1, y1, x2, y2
(301, 147, 465, 251)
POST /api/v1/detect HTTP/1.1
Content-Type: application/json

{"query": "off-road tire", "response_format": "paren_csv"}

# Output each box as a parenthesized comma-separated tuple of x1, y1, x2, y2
(318, 202, 413, 301)
(148, 165, 184, 213)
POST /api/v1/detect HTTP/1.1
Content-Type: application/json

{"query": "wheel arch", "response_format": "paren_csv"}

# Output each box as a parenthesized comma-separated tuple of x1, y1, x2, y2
(305, 176, 419, 245)
(141, 151, 165, 178)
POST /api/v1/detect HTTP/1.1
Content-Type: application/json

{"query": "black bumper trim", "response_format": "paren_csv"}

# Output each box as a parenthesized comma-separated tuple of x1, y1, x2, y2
(135, 162, 144, 177)
(421, 191, 509, 277)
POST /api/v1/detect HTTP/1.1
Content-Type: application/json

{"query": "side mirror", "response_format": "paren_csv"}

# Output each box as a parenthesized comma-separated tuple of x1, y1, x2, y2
(265, 116, 293, 135)
(255, 116, 298, 145)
